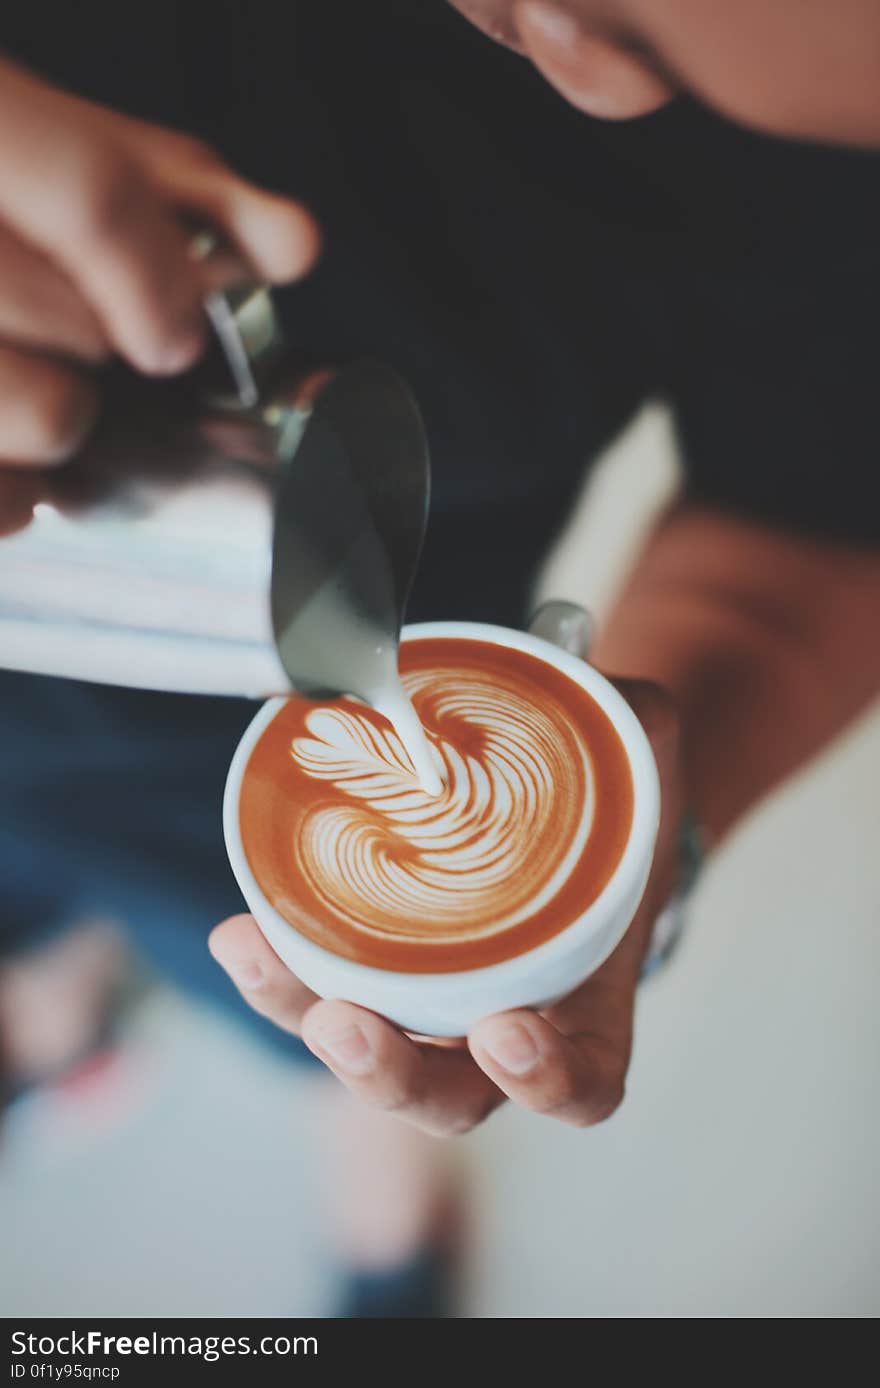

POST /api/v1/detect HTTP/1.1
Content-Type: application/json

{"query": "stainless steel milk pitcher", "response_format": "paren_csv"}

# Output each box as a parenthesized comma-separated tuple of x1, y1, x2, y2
(0, 286, 431, 700)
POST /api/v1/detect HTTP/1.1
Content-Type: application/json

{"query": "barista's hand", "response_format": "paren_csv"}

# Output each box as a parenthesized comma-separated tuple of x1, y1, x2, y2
(210, 680, 682, 1135)
(0, 55, 318, 475)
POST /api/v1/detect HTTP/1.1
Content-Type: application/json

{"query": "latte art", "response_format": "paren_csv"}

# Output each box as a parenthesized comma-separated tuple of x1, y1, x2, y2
(239, 638, 634, 972)
(290, 679, 593, 940)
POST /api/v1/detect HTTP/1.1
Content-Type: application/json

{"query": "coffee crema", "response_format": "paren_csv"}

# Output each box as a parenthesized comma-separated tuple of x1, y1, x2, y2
(239, 637, 634, 972)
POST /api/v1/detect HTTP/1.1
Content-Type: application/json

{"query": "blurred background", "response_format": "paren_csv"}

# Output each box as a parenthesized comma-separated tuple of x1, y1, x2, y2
(2, 408, 878, 1318)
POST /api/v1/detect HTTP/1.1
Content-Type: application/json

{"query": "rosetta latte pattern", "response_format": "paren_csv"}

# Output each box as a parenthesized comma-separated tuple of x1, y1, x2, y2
(289, 667, 595, 943)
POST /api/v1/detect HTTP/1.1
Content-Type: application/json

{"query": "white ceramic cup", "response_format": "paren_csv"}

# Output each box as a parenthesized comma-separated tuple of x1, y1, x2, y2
(224, 620, 660, 1037)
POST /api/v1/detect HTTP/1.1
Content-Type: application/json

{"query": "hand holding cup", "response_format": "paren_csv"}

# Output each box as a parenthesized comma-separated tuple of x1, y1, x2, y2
(212, 623, 681, 1134)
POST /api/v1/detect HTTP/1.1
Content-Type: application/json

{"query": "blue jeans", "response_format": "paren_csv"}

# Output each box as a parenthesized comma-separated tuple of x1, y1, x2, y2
(0, 670, 314, 1064)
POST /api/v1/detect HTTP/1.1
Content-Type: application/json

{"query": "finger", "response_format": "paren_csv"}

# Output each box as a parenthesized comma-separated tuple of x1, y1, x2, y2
(61, 176, 207, 376)
(301, 999, 503, 1137)
(0, 63, 206, 375)
(141, 132, 321, 284)
(0, 221, 108, 363)
(468, 1007, 627, 1128)
(0, 344, 98, 465)
(468, 920, 640, 1127)
(189, 176, 321, 285)
(208, 914, 319, 1036)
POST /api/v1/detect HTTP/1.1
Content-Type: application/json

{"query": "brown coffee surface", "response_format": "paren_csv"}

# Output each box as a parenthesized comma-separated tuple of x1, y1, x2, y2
(239, 637, 633, 972)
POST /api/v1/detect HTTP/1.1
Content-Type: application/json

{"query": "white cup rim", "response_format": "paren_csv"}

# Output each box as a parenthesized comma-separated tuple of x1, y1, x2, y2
(223, 619, 660, 991)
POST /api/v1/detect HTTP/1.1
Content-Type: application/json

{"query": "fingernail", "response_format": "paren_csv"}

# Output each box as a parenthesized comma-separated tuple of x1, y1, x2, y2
(226, 960, 265, 991)
(482, 1023, 540, 1076)
(313, 1023, 373, 1077)
(517, 2, 582, 50)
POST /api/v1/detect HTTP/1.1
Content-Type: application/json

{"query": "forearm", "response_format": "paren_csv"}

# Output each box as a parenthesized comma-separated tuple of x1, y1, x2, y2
(591, 502, 880, 843)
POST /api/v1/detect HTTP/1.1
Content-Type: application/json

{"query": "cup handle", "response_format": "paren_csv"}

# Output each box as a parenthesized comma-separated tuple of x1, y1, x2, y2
(527, 599, 594, 660)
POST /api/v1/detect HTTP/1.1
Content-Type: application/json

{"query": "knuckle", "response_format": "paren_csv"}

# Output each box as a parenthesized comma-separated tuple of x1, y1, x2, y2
(247, 985, 305, 1036)
(531, 1067, 626, 1127)
(417, 1109, 480, 1139)
(535, 1069, 580, 1117)
(376, 1071, 424, 1116)
(437, 1111, 481, 1138)
(579, 1079, 626, 1129)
